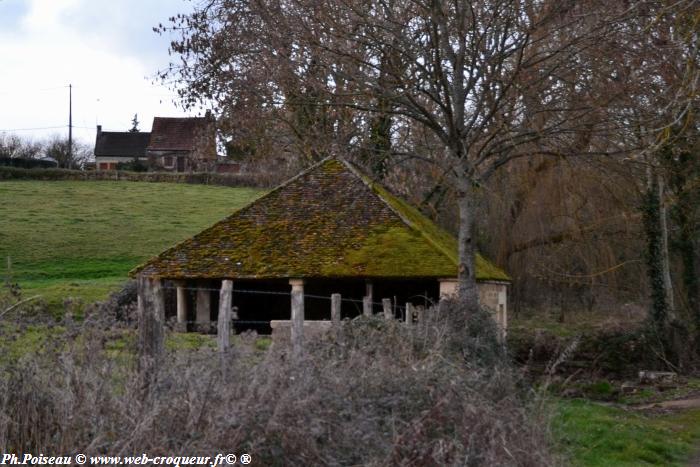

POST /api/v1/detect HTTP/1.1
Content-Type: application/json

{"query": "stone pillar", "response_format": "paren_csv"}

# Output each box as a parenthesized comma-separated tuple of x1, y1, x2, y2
(290, 279, 305, 354)
(497, 284, 508, 338)
(331, 293, 341, 326)
(175, 281, 188, 328)
(405, 303, 414, 326)
(196, 286, 211, 326)
(364, 280, 373, 316)
(382, 298, 392, 320)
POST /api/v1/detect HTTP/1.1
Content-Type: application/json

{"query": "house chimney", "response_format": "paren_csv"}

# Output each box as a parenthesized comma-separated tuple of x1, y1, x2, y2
(96, 125, 102, 135)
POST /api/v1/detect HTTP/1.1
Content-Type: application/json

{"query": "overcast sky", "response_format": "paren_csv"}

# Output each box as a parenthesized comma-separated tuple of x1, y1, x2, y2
(0, 0, 198, 145)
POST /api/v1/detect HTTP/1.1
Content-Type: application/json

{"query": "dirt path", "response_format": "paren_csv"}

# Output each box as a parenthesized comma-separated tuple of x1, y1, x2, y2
(629, 397, 700, 466)
(635, 398, 700, 411)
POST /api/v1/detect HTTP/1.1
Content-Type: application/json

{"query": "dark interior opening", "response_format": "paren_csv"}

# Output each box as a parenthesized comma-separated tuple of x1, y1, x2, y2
(163, 278, 440, 335)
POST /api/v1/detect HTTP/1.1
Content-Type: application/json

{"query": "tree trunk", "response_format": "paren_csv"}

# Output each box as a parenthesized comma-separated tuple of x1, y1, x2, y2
(679, 214, 699, 324)
(457, 186, 479, 313)
(658, 176, 675, 319)
(673, 184, 700, 326)
(643, 172, 669, 328)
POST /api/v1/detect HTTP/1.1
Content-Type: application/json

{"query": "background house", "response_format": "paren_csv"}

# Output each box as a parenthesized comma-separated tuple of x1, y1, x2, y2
(94, 113, 217, 172)
(94, 126, 151, 170)
(146, 114, 216, 172)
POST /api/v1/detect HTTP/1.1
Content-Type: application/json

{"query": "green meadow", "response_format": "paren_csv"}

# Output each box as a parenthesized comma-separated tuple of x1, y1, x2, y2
(555, 399, 700, 466)
(0, 180, 263, 309)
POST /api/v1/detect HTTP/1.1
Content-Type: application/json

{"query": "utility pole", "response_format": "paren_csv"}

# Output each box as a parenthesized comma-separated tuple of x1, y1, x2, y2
(68, 84, 73, 169)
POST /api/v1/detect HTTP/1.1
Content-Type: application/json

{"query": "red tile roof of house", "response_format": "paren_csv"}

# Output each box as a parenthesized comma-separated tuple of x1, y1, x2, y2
(147, 117, 212, 151)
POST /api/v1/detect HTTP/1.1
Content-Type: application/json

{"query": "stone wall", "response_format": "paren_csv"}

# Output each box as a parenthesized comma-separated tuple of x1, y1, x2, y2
(440, 278, 508, 333)
(478, 281, 508, 332)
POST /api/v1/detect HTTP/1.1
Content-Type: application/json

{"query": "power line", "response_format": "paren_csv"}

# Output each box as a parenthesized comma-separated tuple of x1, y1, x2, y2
(0, 85, 69, 96)
(0, 125, 67, 132)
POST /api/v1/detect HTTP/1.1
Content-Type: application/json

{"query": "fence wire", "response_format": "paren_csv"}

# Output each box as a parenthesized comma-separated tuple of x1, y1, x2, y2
(159, 284, 436, 313)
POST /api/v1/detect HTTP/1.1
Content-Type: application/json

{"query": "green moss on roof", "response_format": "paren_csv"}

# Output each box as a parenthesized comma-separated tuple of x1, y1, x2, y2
(132, 158, 510, 281)
(350, 163, 509, 281)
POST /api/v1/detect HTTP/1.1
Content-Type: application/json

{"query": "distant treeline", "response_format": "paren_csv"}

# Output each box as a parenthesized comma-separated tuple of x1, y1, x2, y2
(0, 166, 276, 188)
(0, 157, 58, 169)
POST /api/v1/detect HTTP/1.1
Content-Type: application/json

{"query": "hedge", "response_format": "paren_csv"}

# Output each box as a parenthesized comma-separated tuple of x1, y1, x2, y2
(0, 166, 276, 188)
(0, 157, 58, 169)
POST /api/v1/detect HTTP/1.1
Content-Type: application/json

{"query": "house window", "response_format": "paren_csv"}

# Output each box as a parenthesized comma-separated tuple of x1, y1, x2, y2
(163, 156, 174, 167)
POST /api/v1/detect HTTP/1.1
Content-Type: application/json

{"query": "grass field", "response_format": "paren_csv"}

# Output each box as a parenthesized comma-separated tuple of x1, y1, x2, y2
(0, 180, 263, 309)
(555, 399, 700, 466)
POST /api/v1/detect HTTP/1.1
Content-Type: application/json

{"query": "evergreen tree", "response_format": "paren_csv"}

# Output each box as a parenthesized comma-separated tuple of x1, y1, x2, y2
(129, 114, 140, 133)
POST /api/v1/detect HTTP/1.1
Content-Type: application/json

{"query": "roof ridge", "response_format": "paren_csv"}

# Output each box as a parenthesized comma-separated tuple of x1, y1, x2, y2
(336, 158, 458, 266)
(153, 116, 206, 120)
(98, 130, 152, 134)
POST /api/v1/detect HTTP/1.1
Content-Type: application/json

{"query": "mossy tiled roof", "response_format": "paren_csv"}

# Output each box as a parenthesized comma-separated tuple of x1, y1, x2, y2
(132, 158, 510, 281)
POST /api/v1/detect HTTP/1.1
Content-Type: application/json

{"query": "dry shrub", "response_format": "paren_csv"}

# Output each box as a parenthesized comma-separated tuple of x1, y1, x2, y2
(0, 301, 553, 466)
(96, 280, 138, 323)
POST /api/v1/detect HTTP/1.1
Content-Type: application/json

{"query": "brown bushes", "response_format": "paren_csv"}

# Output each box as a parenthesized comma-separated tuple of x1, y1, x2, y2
(0, 302, 554, 465)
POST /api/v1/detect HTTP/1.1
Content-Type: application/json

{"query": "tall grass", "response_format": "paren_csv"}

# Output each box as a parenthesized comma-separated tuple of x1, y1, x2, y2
(0, 299, 553, 466)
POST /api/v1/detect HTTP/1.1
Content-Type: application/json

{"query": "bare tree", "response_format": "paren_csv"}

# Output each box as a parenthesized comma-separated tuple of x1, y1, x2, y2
(156, 2, 364, 166)
(161, 0, 646, 310)
(0, 133, 43, 159)
(289, 0, 643, 309)
(44, 135, 92, 169)
(600, 0, 700, 330)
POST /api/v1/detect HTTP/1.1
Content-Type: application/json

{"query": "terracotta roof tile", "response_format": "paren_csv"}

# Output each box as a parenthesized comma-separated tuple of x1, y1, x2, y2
(147, 117, 211, 151)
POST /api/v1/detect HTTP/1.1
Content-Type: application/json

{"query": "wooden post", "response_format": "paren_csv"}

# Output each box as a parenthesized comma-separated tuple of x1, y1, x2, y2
(363, 296, 372, 316)
(382, 298, 392, 320)
(405, 303, 414, 326)
(218, 280, 233, 353)
(137, 275, 165, 378)
(331, 293, 341, 326)
(290, 279, 305, 355)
